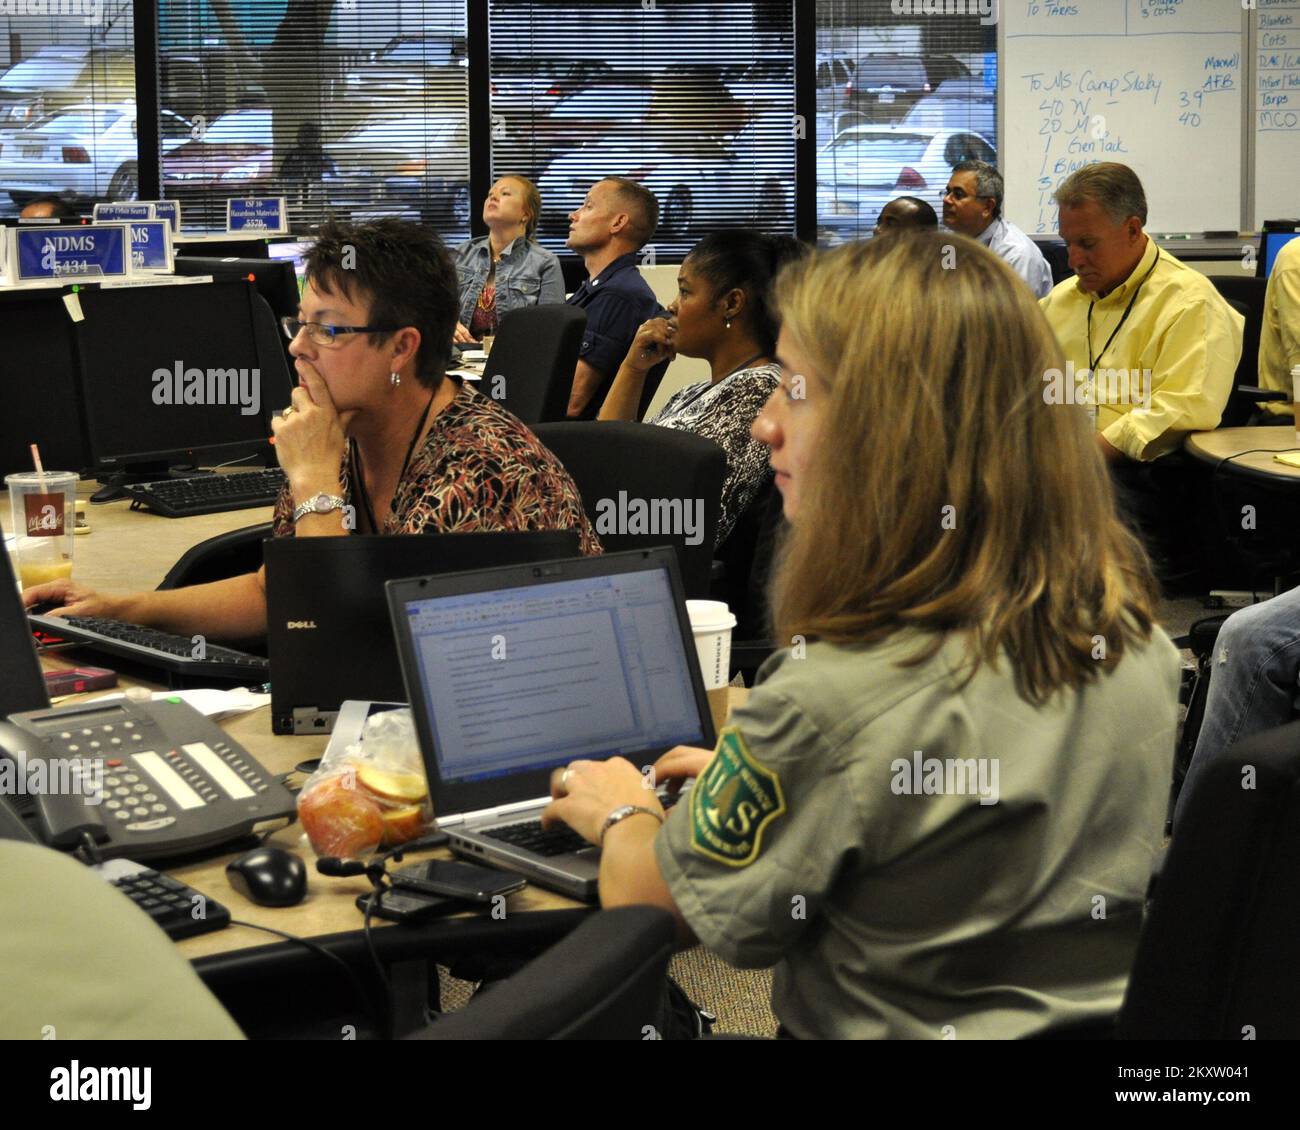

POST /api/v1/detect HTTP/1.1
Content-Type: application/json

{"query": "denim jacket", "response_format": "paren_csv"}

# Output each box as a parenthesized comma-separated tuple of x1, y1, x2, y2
(453, 235, 565, 328)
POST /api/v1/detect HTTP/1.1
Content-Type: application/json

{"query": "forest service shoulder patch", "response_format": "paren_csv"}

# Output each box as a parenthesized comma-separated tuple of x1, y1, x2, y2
(690, 727, 786, 867)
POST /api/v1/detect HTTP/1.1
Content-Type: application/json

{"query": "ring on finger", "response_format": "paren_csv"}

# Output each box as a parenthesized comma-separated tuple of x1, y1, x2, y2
(561, 767, 572, 791)
(281, 406, 295, 419)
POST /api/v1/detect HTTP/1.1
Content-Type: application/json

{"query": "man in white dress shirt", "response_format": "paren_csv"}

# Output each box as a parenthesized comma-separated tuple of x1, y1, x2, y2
(942, 160, 1053, 298)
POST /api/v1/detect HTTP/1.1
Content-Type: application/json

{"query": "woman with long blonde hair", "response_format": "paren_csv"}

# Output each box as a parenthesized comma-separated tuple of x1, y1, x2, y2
(542, 232, 1181, 1039)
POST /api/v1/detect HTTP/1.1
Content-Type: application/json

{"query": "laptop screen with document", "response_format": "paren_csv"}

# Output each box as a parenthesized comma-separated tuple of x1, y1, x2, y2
(388, 548, 715, 817)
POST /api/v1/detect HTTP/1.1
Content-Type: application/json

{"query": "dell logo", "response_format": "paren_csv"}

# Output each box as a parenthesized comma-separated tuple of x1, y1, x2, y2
(286, 620, 317, 630)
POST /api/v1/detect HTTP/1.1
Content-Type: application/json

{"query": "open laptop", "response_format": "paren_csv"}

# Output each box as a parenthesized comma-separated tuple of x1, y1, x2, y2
(386, 547, 717, 902)
(266, 531, 580, 735)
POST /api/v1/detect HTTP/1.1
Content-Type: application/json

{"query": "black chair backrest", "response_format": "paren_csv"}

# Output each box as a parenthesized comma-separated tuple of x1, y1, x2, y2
(1035, 238, 1074, 286)
(532, 421, 726, 599)
(1118, 718, 1300, 1039)
(409, 906, 676, 1039)
(637, 358, 671, 421)
(1211, 277, 1268, 427)
(487, 305, 586, 425)
(158, 522, 272, 591)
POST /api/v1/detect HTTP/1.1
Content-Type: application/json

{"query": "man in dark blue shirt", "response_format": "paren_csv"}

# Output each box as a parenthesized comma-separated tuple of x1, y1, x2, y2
(565, 177, 662, 419)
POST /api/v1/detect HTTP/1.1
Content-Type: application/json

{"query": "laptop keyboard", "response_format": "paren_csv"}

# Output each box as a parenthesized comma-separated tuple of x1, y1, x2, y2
(481, 819, 591, 857)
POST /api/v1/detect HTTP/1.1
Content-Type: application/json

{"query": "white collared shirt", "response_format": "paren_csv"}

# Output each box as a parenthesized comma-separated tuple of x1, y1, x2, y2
(976, 216, 1054, 299)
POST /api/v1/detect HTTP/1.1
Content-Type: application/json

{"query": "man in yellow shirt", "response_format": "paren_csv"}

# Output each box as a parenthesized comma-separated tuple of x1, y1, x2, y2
(1256, 235, 1300, 419)
(1040, 163, 1242, 589)
(1040, 163, 1243, 464)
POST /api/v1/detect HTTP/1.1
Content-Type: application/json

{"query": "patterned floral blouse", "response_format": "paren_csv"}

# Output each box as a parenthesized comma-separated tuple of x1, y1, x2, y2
(648, 363, 780, 547)
(272, 381, 602, 554)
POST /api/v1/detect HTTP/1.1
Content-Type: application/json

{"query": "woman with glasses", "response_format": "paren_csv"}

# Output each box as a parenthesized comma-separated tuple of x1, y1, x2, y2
(542, 233, 1180, 1038)
(452, 175, 564, 345)
(22, 218, 599, 638)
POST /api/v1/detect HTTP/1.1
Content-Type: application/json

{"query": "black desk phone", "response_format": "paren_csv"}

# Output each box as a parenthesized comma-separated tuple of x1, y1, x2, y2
(0, 696, 296, 860)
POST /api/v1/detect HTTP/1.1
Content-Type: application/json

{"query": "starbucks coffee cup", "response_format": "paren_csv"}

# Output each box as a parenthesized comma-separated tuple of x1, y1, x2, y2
(687, 600, 736, 735)
(686, 600, 736, 689)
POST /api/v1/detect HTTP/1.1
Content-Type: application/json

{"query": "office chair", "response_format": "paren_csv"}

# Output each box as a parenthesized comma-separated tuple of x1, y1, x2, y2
(637, 357, 671, 421)
(532, 422, 726, 599)
(410, 906, 677, 1039)
(1210, 281, 1284, 426)
(486, 305, 587, 425)
(1034, 238, 1074, 286)
(157, 523, 272, 590)
(710, 477, 785, 680)
(1117, 718, 1300, 1039)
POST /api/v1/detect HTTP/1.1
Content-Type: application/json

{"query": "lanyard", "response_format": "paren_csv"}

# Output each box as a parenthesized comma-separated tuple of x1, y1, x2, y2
(1086, 247, 1160, 371)
(349, 390, 437, 535)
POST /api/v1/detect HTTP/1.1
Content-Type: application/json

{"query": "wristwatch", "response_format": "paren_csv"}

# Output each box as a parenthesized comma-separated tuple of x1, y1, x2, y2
(292, 492, 348, 523)
(600, 804, 664, 845)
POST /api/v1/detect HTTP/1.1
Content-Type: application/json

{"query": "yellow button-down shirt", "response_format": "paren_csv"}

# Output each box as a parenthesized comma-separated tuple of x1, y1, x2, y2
(1040, 237, 1243, 461)
(1258, 236, 1300, 416)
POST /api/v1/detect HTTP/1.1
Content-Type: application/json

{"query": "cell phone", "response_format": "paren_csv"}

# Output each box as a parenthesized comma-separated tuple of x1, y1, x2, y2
(390, 859, 526, 903)
(355, 888, 458, 923)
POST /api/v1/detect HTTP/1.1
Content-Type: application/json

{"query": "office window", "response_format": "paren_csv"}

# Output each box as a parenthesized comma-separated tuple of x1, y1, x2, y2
(0, 4, 136, 216)
(156, 0, 469, 238)
(816, 0, 996, 245)
(488, 0, 796, 259)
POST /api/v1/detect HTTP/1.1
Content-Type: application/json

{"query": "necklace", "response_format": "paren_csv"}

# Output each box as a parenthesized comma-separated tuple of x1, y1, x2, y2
(1086, 247, 1160, 371)
(717, 350, 768, 381)
(349, 390, 438, 535)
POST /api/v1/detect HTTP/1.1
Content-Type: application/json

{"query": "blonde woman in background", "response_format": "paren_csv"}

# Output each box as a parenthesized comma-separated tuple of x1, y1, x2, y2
(542, 232, 1182, 1039)
(452, 175, 564, 344)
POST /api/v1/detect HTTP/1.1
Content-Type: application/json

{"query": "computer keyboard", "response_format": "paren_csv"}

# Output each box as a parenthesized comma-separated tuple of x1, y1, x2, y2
(93, 859, 231, 941)
(30, 614, 269, 683)
(482, 819, 591, 857)
(125, 469, 285, 517)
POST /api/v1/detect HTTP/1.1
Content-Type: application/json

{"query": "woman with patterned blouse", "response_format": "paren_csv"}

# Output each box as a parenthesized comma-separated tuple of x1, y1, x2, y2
(598, 230, 806, 547)
(23, 219, 598, 640)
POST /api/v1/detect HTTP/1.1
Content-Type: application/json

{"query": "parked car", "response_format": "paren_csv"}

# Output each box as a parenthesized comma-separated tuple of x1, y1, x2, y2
(490, 57, 616, 123)
(0, 102, 191, 207)
(901, 78, 995, 139)
(0, 46, 134, 121)
(816, 54, 856, 113)
(538, 111, 794, 244)
(844, 53, 970, 121)
(327, 111, 471, 233)
(817, 125, 995, 241)
(161, 108, 276, 229)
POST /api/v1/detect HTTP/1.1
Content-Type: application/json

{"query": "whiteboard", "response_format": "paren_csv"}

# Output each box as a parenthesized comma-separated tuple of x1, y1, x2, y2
(1003, 0, 1245, 235)
(1254, 0, 1300, 225)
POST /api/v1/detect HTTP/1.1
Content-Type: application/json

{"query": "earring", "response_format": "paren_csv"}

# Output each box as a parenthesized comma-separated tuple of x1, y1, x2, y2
(390, 372, 400, 388)
(725, 320, 732, 330)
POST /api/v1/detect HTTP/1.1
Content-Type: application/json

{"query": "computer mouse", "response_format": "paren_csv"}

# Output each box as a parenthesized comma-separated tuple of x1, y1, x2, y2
(226, 846, 308, 908)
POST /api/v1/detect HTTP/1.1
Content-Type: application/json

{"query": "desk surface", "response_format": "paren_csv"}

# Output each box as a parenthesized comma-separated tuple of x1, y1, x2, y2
(18, 489, 740, 961)
(1184, 427, 1300, 481)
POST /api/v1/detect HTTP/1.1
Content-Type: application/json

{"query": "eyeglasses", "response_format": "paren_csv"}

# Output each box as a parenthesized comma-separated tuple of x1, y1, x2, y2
(942, 186, 989, 203)
(280, 317, 400, 347)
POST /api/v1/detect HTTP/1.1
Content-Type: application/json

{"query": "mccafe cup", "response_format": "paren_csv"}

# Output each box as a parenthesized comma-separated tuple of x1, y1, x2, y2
(5, 471, 77, 590)
(686, 599, 737, 734)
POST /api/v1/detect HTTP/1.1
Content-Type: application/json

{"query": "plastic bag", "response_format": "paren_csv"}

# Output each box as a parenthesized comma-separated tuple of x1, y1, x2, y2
(296, 707, 433, 858)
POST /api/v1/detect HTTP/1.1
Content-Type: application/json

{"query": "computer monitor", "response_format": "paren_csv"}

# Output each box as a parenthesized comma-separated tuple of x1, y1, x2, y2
(1259, 229, 1300, 279)
(71, 279, 275, 478)
(0, 292, 89, 478)
(172, 255, 300, 321)
(266, 238, 311, 299)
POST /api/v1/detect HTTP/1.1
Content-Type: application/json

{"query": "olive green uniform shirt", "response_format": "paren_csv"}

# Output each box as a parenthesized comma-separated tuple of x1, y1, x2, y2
(0, 841, 243, 1039)
(656, 628, 1181, 1039)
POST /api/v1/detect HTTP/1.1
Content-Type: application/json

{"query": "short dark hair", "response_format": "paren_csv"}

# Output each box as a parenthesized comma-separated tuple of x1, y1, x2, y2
(304, 218, 458, 390)
(687, 230, 808, 354)
(602, 177, 659, 248)
(891, 196, 939, 228)
(952, 159, 1003, 220)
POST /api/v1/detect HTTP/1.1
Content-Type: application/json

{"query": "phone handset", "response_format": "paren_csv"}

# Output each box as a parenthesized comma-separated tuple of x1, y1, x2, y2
(0, 719, 109, 849)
